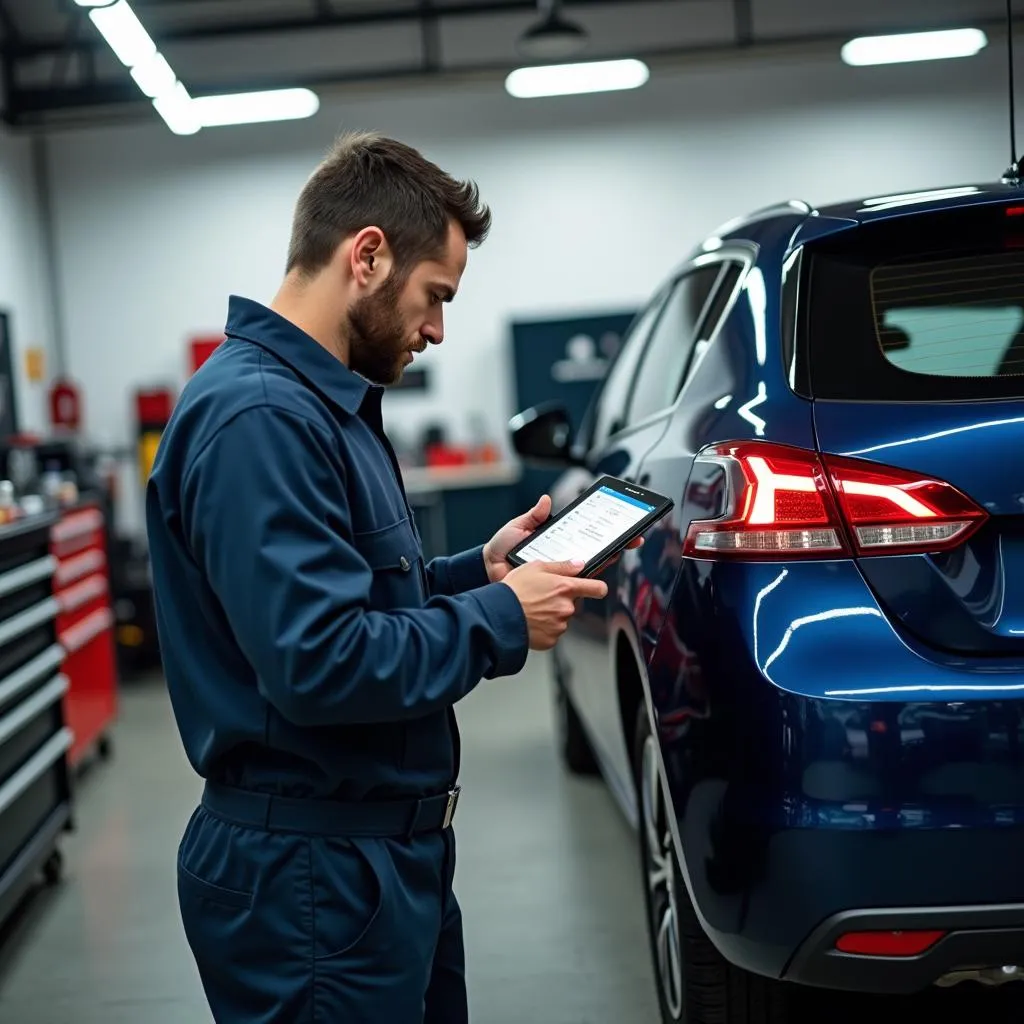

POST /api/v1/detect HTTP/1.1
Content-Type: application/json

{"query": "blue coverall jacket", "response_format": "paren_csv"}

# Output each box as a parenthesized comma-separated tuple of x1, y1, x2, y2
(145, 296, 530, 1022)
(148, 295, 529, 797)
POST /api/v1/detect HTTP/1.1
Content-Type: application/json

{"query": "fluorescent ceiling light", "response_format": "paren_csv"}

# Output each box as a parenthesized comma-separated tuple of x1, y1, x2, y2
(191, 89, 321, 128)
(153, 82, 200, 136)
(841, 28, 987, 66)
(130, 52, 176, 98)
(80, 0, 320, 133)
(89, 1, 156, 68)
(505, 58, 649, 98)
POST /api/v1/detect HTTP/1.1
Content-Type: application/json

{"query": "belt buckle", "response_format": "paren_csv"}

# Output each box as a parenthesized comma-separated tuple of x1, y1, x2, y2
(442, 786, 461, 829)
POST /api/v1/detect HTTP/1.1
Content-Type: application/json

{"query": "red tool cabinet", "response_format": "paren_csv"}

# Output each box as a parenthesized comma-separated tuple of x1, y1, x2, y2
(50, 503, 118, 768)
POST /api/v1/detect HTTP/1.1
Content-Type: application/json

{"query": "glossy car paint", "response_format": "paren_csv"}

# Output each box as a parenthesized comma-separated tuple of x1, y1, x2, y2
(544, 182, 1024, 989)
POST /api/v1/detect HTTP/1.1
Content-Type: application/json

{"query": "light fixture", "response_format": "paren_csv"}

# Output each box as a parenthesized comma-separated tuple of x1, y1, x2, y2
(841, 28, 988, 66)
(88, 1, 156, 67)
(517, 0, 587, 60)
(130, 52, 176, 98)
(505, 58, 649, 98)
(76, 0, 320, 133)
(191, 89, 321, 128)
(152, 82, 200, 136)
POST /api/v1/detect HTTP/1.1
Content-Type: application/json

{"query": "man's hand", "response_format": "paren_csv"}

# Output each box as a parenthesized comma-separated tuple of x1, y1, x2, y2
(500, 560, 608, 651)
(483, 494, 554, 584)
(483, 493, 642, 584)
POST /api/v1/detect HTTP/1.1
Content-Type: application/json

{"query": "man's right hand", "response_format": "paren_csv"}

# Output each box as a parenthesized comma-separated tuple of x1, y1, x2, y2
(500, 560, 608, 651)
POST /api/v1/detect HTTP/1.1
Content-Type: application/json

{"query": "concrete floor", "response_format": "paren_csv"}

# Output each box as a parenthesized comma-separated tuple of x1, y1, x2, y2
(0, 652, 1020, 1023)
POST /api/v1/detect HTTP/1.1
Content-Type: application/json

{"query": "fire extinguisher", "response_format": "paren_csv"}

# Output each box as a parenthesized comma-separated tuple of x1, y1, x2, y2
(49, 378, 82, 431)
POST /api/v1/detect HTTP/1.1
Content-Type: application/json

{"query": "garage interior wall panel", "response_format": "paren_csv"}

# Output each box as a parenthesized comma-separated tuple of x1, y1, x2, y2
(0, 130, 56, 435)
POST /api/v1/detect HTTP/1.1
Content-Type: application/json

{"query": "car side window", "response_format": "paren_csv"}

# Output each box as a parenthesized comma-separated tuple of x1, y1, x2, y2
(625, 265, 722, 426)
(588, 287, 669, 448)
(683, 262, 744, 386)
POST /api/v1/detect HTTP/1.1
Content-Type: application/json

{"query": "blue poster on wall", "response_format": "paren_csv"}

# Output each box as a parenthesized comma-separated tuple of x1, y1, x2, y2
(510, 309, 636, 508)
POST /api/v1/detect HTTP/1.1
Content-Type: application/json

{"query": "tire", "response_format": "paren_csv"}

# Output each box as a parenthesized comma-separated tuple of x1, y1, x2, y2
(634, 707, 791, 1024)
(553, 677, 599, 775)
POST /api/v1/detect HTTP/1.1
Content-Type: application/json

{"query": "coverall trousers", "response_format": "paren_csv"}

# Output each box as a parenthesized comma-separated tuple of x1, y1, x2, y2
(177, 804, 467, 1023)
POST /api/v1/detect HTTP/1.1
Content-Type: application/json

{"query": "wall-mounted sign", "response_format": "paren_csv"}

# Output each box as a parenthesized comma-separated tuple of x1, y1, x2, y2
(25, 347, 45, 383)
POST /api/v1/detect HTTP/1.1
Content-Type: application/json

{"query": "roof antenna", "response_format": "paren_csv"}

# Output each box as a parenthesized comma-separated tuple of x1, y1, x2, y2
(1005, 0, 1022, 183)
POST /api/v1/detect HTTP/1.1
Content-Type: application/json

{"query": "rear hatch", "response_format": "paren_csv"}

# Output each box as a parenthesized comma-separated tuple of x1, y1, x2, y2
(801, 200, 1024, 655)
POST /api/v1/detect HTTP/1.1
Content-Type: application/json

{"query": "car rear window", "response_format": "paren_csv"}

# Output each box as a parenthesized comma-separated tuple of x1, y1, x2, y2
(799, 202, 1024, 401)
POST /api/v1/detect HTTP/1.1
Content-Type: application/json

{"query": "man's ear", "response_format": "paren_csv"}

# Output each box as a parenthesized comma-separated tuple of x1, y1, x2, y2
(350, 227, 393, 289)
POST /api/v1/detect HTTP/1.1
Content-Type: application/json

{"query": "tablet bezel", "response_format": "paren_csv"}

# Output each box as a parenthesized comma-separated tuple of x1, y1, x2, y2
(506, 475, 674, 577)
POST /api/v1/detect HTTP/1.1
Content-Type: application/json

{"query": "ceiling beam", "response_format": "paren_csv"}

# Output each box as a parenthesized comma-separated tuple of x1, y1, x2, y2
(421, 0, 442, 73)
(733, 0, 753, 47)
(4, 19, 994, 125)
(6, 0, 688, 58)
(0, 0, 21, 45)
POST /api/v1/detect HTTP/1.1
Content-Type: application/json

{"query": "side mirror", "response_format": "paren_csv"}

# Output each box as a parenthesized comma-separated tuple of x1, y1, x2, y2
(509, 403, 579, 466)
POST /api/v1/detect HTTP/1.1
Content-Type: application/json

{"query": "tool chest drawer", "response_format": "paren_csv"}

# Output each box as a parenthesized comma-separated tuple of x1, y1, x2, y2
(49, 502, 118, 769)
(0, 514, 73, 933)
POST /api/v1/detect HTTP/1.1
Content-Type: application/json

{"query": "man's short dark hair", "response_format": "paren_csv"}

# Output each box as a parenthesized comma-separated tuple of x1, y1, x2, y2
(286, 131, 491, 277)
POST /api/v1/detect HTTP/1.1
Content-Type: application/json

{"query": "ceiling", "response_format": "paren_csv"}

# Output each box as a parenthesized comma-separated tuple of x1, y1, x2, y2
(0, 0, 1012, 129)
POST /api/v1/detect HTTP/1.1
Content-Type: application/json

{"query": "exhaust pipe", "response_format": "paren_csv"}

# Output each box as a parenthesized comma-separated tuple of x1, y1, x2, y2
(935, 965, 1024, 988)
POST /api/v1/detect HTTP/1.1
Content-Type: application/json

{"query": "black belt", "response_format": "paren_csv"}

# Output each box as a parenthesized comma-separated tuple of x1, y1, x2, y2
(201, 781, 461, 838)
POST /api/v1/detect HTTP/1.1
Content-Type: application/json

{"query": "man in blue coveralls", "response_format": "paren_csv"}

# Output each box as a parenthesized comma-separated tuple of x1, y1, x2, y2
(146, 132, 625, 1023)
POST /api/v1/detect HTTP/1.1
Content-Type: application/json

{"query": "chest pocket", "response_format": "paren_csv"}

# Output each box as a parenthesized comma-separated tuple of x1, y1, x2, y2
(353, 517, 427, 610)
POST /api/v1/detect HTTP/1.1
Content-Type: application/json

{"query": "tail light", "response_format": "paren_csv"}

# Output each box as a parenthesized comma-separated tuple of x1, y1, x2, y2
(836, 930, 946, 957)
(683, 441, 987, 560)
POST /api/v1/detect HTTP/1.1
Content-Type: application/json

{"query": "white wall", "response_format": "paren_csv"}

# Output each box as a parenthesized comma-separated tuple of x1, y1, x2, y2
(0, 130, 56, 434)
(45, 44, 1013, 461)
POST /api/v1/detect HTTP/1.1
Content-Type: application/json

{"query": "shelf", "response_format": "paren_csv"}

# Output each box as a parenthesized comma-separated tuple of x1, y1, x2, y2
(401, 462, 522, 496)
(0, 515, 57, 546)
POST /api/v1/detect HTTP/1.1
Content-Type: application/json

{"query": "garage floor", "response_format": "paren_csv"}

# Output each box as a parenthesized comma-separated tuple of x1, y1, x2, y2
(0, 653, 1019, 1023)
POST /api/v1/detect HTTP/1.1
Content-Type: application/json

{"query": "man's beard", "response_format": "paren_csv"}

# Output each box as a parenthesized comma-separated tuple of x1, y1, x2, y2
(347, 274, 410, 386)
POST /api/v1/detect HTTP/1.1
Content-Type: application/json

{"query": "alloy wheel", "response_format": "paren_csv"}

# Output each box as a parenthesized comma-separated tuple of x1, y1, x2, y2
(642, 733, 683, 1020)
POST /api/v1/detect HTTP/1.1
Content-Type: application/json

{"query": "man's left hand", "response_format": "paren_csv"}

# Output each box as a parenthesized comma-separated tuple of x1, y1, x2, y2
(483, 494, 642, 585)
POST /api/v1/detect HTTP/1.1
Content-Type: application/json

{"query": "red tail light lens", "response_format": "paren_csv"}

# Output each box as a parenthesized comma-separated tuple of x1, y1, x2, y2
(823, 453, 987, 554)
(835, 930, 946, 957)
(683, 442, 987, 560)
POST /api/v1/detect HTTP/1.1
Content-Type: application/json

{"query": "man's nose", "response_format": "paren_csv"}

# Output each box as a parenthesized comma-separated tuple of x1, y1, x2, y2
(422, 321, 443, 345)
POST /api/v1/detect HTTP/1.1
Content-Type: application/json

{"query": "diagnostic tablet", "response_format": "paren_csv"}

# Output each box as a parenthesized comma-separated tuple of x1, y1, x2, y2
(506, 475, 674, 577)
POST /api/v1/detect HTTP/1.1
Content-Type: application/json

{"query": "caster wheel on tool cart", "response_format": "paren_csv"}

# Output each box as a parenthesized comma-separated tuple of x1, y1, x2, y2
(97, 735, 113, 760)
(43, 850, 64, 886)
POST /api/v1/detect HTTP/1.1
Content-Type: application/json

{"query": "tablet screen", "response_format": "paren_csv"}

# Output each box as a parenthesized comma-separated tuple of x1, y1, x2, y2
(514, 485, 657, 565)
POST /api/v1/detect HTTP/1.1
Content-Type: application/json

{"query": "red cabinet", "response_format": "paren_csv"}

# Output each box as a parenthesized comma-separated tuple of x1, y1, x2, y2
(50, 504, 118, 768)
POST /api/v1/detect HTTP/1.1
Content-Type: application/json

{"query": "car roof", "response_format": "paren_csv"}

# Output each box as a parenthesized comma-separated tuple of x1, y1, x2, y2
(816, 181, 1024, 221)
(707, 181, 1024, 255)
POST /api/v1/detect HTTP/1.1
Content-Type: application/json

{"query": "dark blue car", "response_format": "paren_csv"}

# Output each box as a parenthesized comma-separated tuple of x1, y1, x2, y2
(510, 183, 1024, 1022)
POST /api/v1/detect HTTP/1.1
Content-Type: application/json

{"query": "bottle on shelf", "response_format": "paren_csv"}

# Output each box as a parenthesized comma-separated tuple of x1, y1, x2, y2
(0, 481, 18, 525)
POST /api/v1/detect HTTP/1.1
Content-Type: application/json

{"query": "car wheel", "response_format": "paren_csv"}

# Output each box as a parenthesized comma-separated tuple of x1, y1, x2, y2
(553, 677, 599, 775)
(634, 707, 791, 1024)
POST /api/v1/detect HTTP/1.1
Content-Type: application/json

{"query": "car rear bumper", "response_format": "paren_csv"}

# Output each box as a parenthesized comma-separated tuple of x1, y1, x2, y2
(784, 903, 1024, 993)
(677, 797, 1024, 989)
(648, 557, 1024, 992)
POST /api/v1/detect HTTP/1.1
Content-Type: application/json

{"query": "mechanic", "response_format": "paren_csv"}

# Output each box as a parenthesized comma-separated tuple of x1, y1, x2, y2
(145, 131, 623, 1023)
